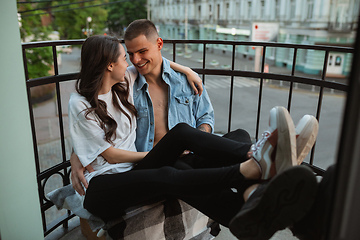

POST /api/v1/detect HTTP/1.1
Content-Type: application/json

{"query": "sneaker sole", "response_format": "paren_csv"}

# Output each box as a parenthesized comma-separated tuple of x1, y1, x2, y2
(229, 166, 318, 240)
(296, 115, 319, 164)
(274, 106, 297, 172)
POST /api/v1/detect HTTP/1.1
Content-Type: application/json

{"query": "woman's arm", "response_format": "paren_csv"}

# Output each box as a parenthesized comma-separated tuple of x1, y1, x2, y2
(169, 61, 203, 96)
(101, 146, 148, 164)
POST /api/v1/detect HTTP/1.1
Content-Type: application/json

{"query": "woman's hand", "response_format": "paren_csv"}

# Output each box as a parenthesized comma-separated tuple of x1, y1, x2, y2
(169, 61, 203, 96)
(186, 70, 203, 96)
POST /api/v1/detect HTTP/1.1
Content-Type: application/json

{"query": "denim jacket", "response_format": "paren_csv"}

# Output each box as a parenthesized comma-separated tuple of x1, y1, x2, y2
(133, 57, 215, 152)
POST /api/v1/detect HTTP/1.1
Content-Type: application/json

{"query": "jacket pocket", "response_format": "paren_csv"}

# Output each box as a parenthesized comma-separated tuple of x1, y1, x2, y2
(174, 95, 194, 125)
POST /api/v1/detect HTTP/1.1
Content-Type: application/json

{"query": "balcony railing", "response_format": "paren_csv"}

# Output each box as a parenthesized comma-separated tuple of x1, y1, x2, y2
(22, 39, 353, 237)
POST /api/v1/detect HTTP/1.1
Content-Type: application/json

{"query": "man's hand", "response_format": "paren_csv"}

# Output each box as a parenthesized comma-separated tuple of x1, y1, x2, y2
(180, 150, 191, 157)
(70, 152, 93, 196)
(197, 123, 212, 133)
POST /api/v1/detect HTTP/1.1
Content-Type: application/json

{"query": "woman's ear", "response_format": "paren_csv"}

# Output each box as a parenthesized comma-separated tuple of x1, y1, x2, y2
(107, 63, 113, 72)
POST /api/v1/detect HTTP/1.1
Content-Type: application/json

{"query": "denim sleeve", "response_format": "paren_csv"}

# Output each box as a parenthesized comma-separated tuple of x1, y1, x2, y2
(192, 87, 215, 133)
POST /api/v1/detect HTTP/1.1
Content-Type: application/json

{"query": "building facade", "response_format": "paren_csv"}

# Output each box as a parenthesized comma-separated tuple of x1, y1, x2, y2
(149, 0, 359, 76)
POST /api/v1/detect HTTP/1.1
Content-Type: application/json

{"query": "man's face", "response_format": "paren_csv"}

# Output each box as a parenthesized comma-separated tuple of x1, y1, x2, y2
(125, 34, 163, 77)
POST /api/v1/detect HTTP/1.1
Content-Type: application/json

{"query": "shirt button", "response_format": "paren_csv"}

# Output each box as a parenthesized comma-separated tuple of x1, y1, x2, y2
(185, 99, 189, 103)
(149, 139, 153, 142)
(150, 122, 154, 125)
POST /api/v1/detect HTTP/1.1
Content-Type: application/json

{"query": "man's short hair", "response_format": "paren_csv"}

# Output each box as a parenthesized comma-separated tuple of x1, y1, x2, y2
(124, 19, 159, 42)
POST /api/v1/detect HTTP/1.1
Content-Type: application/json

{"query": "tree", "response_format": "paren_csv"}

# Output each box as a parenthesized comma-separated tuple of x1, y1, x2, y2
(52, 0, 108, 39)
(18, 2, 56, 103)
(18, 3, 54, 79)
(107, 0, 147, 36)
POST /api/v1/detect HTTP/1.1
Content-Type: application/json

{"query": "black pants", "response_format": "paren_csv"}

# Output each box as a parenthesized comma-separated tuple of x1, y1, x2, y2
(84, 123, 253, 226)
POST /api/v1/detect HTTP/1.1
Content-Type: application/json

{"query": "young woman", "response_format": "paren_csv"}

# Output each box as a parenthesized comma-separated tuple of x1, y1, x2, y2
(69, 35, 297, 229)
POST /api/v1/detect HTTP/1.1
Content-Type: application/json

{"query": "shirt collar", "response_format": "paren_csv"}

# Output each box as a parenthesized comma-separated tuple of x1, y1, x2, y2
(135, 57, 171, 91)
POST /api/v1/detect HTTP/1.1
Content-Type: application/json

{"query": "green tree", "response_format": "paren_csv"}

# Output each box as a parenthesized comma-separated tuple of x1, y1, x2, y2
(107, 0, 147, 36)
(18, 3, 54, 79)
(52, 0, 108, 39)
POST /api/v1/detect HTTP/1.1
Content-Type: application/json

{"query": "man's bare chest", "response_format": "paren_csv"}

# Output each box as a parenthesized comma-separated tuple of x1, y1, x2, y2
(148, 84, 169, 112)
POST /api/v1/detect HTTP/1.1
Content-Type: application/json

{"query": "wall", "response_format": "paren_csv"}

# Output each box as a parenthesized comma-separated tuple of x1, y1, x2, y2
(0, 1, 44, 239)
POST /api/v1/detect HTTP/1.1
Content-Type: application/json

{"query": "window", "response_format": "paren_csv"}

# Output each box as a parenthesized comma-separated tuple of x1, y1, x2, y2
(261, 1, 265, 19)
(307, 0, 314, 19)
(290, 0, 296, 19)
(217, 4, 220, 20)
(335, 56, 342, 66)
(275, 0, 280, 19)
(247, 1, 252, 19)
(226, 3, 230, 20)
(236, 2, 240, 20)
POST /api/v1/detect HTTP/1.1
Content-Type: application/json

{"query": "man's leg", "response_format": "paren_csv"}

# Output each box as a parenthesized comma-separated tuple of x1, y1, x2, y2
(180, 128, 253, 169)
(229, 165, 318, 240)
(134, 123, 252, 170)
(291, 164, 336, 240)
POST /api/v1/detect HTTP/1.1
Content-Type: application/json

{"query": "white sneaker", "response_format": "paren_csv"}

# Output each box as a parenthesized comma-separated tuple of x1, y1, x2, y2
(252, 106, 297, 180)
(295, 115, 319, 164)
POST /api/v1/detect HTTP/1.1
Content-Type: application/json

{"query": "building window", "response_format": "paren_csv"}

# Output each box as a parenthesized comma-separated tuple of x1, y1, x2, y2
(335, 56, 342, 66)
(236, 2, 240, 20)
(260, 1, 265, 19)
(226, 3, 230, 20)
(198, 5, 201, 19)
(247, 1, 252, 19)
(290, 0, 296, 19)
(209, 4, 212, 20)
(275, 0, 280, 19)
(217, 4, 220, 20)
(307, 0, 314, 19)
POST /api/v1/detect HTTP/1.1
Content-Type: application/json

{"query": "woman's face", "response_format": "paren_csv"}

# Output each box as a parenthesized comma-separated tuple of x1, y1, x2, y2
(109, 44, 128, 83)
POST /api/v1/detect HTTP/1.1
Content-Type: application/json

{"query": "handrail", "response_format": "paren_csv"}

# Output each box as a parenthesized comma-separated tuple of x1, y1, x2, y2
(22, 39, 353, 237)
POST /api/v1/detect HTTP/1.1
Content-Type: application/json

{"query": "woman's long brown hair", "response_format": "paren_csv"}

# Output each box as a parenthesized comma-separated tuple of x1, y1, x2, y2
(76, 35, 137, 144)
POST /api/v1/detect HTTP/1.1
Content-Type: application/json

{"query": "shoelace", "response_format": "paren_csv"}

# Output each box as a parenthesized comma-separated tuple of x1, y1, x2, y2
(251, 131, 271, 154)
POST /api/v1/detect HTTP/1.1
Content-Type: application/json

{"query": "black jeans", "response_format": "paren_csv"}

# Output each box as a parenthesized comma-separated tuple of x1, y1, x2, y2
(84, 123, 252, 226)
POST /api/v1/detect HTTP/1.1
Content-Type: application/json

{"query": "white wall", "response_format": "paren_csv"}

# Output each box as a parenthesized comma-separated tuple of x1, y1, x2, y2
(0, 1, 44, 240)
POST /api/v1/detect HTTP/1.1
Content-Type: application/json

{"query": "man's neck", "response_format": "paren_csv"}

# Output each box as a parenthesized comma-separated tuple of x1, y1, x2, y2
(144, 59, 163, 85)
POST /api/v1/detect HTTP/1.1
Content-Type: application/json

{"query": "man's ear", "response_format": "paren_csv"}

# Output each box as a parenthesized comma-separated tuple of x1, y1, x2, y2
(157, 37, 163, 50)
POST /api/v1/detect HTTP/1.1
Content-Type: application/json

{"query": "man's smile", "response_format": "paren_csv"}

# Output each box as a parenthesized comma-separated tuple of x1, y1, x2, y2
(136, 61, 148, 68)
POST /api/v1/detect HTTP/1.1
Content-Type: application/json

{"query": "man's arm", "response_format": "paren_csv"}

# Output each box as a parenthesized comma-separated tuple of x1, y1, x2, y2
(197, 123, 212, 133)
(193, 87, 215, 133)
(70, 152, 90, 196)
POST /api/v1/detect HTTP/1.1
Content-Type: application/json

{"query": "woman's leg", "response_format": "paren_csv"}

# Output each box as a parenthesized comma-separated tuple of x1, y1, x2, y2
(134, 123, 252, 170)
(84, 164, 248, 223)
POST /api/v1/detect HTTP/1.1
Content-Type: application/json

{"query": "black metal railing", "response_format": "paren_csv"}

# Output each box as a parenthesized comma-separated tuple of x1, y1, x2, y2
(22, 39, 353, 237)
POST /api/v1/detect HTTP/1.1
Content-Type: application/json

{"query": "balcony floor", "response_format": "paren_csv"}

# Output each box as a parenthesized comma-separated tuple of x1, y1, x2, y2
(45, 217, 298, 240)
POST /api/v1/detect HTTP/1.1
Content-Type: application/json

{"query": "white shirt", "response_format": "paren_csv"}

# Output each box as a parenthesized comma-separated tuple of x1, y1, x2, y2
(69, 69, 137, 183)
